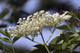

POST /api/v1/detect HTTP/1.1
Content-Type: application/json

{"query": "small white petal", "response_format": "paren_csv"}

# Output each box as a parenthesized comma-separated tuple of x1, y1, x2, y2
(23, 18, 26, 20)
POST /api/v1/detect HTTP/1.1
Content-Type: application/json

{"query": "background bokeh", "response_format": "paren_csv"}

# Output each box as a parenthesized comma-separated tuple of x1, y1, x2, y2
(0, 0, 80, 53)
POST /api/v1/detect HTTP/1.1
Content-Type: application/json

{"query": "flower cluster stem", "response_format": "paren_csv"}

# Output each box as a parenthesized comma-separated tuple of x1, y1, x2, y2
(26, 36, 43, 45)
(46, 26, 56, 44)
(40, 31, 50, 53)
(11, 43, 15, 53)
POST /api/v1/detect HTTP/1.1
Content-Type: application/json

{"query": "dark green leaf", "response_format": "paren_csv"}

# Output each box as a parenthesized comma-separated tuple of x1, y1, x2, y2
(0, 41, 3, 50)
(5, 29, 10, 38)
(5, 18, 15, 23)
(0, 37, 11, 43)
(34, 44, 44, 48)
(13, 36, 20, 43)
(56, 23, 74, 30)
(49, 36, 63, 45)
(76, 14, 80, 19)
(30, 44, 48, 53)
(76, 36, 80, 41)
(0, 8, 9, 18)
(71, 36, 80, 41)
(0, 30, 10, 38)
(66, 32, 74, 35)
(62, 42, 67, 50)
(0, 41, 3, 45)
(0, 30, 7, 36)
(77, 32, 80, 35)
(62, 34, 69, 43)
(68, 12, 80, 21)
(51, 44, 62, 50)
(67, 36, 80, 46)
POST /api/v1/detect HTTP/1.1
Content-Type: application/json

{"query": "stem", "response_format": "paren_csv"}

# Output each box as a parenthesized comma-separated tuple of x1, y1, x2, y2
(48, 27, 52, 33)
(26, 37, 43, 45)
(46, 26, 56, 43)
(40, 31, 50, 53)
(11, 43, 15, 53)
(0, 44, 12, 53)
(9, 37, 15, 53)
(44, 44, 50, 53)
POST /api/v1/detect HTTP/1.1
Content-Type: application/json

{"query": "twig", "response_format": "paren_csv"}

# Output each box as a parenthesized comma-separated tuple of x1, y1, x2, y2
(26, 37, 43, 45)
(11, 43, 15, 53)
(40, 31, 50, 53)
(46, 26, 56, 43)
(48, 27, 52, 33)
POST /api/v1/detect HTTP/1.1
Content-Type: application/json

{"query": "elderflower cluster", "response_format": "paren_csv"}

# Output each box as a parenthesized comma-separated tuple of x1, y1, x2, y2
(8, 10, 72, 37)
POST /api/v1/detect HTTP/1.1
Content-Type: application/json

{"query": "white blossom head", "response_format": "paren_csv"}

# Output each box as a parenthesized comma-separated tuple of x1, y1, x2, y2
(8, 10, 72, 37)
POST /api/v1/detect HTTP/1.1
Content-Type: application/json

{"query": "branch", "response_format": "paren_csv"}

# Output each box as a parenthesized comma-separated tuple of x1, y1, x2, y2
(46, 26, 56, 43)
(26, 36, 43, 45)
(40, 31, 50, 53)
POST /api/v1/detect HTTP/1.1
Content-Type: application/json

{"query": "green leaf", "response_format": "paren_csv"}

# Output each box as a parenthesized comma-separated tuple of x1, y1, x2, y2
(13, 36, 20, 43)
(67, 39, 74, 46)
(56, 23, 74, 30)
(67, 36, 80, 46)
(30, 44, 48, 53)
(5, 18, 15, 23)
(34, 44, 44, 48)
(0, 30, 7, 36)
(0, 41, 3, 50)
(62, 42, 67, 50)
(72, 36, 80, 41)
(5, 29, 10, 38)
(49, 36, 63, 45)
(68, 12, 80, 21)
(0, 37, 11, 43)
(66, 32, 74, 35)
(51, 44, 62, 50)
(0, 30, 10, 38)
(77, 32, 80, 35)
(76, 36, 80, 41)
(0, 8, 9, 19)
(62, 34, 69, 43)
(0, 41, 3, 45)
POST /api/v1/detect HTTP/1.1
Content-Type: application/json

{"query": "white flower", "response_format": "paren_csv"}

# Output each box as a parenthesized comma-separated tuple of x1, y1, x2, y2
(39, 10, 45, 14)
(62, 15, 71, 20)
(8, 10, 71, 37)
(34, 12, 38, 15)
(23, 18, 26, 20)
